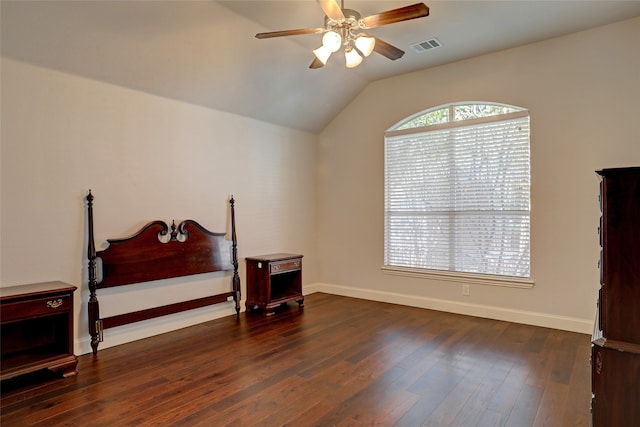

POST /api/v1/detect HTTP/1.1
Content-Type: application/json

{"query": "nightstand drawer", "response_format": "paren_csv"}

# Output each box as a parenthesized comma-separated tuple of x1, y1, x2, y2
(270, 259, 301, 274)
(1, 295, 71, 323)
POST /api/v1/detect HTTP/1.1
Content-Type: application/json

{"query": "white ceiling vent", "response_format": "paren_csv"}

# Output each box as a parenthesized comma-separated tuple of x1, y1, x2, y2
(410, 38, 443, 53)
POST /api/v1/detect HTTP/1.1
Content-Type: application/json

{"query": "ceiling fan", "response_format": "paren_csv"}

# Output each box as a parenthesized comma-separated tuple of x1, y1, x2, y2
(255, 0, 430, 69)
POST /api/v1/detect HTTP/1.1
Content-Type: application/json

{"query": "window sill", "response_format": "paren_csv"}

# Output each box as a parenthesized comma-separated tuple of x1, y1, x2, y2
(381, 266, 534, 289)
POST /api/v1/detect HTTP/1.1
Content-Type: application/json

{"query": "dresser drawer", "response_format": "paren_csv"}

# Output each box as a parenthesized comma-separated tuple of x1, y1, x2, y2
(270, 259, 301, 274)
(1, 295, 71, 323)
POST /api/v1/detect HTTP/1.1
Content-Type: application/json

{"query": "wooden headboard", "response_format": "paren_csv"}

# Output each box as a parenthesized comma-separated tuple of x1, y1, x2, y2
(86, 191, 240, 355)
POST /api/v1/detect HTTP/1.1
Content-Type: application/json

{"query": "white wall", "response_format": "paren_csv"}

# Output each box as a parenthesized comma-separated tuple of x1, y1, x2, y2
(316, 17, 640, 334)
(0, 58, 318, 354)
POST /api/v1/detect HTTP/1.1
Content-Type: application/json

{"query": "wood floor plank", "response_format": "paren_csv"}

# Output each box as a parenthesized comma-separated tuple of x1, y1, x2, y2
(448, 357, 515, 426)
(532, 381, 571, 427)
(420, 356, 495, 426)
(504, 383, 545, 427)
(562, 338, 592, 427)
(1, 293, 592, 427)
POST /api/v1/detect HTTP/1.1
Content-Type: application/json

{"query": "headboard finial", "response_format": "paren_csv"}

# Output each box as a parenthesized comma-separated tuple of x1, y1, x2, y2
(170, 220, 178, 241)
(87, 190, 95, 258)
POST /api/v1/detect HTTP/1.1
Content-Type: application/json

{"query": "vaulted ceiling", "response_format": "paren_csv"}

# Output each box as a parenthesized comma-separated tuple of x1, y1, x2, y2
(2, 1, 640, 133)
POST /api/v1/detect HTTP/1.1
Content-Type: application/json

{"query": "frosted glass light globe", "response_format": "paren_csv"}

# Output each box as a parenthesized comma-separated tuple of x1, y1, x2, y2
(345, 47, 363, 68)
(313, 45, 332, 65)
(322, 31, 342, 53)
(355, 35, 375, 57)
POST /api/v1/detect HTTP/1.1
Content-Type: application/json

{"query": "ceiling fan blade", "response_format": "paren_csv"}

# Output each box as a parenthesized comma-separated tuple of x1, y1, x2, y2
(317, 0, 345, 21)
(309, 57, 325, 69)
(373, 38, 405, 60)
(256, 28, 324, 39)
(361, 3, 429, 29)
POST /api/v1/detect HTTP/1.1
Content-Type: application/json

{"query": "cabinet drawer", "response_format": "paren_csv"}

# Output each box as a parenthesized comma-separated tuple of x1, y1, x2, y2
(270, 259, 301, 274)
(1, 295, 71, 323)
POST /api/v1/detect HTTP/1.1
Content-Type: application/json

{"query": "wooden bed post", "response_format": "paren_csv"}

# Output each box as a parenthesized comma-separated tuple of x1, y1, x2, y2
(86, 190, 101, 355)
(230, 195, 241, 316)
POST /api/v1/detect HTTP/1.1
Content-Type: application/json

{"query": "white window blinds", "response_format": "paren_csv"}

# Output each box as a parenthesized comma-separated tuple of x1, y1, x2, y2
(384, 110, 530, 278)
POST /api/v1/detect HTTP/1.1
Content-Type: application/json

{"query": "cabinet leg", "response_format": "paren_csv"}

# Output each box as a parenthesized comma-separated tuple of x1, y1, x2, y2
(48, 356, 78, 378)
(61, 366, 78, 378)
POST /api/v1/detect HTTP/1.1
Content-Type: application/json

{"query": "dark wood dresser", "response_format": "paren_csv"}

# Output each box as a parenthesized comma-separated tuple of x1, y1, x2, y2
(1, 281, 78, 381)
(592, 167, 640, 426)
(245, 254, 304, 315)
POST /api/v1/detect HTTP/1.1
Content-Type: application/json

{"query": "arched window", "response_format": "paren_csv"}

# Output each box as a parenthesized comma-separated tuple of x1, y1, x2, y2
(384, 102, 531, 284)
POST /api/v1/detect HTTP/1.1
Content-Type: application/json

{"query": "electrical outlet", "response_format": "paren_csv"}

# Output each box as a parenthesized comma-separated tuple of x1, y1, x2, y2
(462, 284, 470, 296)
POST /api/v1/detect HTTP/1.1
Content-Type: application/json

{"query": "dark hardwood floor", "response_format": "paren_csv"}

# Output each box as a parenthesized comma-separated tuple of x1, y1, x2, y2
(1, 293, 592, 426)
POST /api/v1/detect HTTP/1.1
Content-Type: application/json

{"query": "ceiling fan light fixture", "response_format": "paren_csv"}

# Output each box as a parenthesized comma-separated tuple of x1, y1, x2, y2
(255, 1, 429, 70)
(355, 34, 376, 57)
(322, 31, 342, 53)
(345, 46, 363, 68)
(313, 45, 332, 65)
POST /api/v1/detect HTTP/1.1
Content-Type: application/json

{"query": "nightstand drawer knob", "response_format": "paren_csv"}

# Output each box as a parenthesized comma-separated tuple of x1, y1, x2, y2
(47, 299, 64, 309)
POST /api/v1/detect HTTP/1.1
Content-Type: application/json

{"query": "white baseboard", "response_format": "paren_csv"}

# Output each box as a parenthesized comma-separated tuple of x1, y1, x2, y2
(304, 282, 593, 335)
(75, 283, 592, 354)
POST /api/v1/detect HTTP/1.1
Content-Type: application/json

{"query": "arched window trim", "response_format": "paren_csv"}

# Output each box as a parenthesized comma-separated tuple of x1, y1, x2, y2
(388, 101, 526, 133)
(386, 110, 529, 139)
(383, 101, 533, 289)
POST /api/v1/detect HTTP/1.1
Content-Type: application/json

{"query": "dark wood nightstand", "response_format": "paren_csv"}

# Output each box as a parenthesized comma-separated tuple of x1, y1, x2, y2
(1, 281, 78, 381)
(245, 254, 303, 315)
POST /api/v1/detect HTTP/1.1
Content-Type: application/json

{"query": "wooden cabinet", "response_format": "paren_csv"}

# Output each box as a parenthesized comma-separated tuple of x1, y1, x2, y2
(245, 254, 303, 315)
(592, 167, 640, 426)
(596, 167, 640, 344)
(591, 341, 640, 426)
(1, 282, 78, 381)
